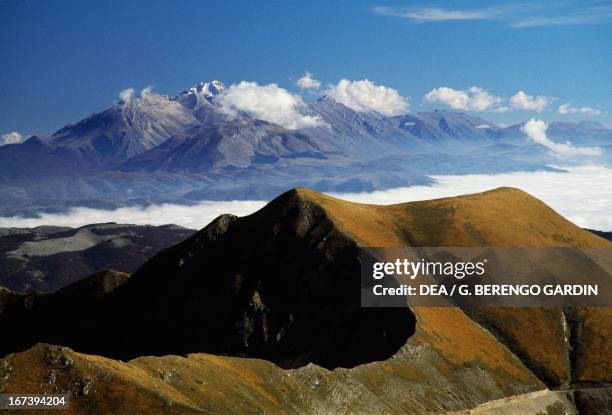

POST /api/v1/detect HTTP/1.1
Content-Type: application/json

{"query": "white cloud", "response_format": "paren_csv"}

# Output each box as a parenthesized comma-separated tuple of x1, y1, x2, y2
(511, 16, 597, 28)
(118, 86, 162, 104)
(296, 72, 321, 90)
(118, 88, 135, 103)
(374, 4, 612, 29)
(372, 6, 503, 22)
(214, 81, 323, 129)
(493, 106, 511, 113)
(425, 88, 555, 114)
(424, 86, 501, 112)
(511, 6, 612, 28)
(509, 91, 550, 112)
(140, 86, 156, 97)
(475, 124, 491, 129)
(521, 119, 602, 158)
(0, 132, 25, 146)
(558, 103, 602, 116)
(324, 79, 409, 115)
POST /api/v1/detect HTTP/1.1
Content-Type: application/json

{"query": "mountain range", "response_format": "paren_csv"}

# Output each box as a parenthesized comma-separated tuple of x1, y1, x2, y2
(0, 188, 610, 413)
(1, 80, 611, 216)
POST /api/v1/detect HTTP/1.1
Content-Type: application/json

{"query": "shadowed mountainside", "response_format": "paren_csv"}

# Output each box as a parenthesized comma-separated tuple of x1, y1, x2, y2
(1, 188, 611, 414)
(0, 223, 195, 293)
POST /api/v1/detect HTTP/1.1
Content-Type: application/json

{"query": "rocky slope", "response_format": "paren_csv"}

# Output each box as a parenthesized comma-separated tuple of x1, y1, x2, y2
(122, 117, 339, 173)
(0, 188, 611, 414)
(0, 223, 195, 293)
(50, 90, 200, 166)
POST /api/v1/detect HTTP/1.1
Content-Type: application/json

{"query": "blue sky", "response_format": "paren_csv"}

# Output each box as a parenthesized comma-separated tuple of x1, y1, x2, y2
(1, 0, 612, 137)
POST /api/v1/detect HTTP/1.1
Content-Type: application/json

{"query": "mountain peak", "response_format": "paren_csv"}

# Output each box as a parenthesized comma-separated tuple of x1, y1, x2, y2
(173, 80, 226, 111)
(316, 95, 339, 105)
(178, 80, 226, 99)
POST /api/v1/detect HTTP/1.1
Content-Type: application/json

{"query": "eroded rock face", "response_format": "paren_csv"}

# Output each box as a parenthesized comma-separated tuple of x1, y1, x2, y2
(0, 190, 416, 369)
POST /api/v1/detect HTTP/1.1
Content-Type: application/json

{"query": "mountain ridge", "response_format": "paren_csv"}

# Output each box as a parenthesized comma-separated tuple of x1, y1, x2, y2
(1, 187, 610, 413)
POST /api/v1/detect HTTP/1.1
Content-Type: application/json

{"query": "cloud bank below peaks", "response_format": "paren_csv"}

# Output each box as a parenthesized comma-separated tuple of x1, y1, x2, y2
(214, 81, 323, 130)
(521, 118, 602, 158)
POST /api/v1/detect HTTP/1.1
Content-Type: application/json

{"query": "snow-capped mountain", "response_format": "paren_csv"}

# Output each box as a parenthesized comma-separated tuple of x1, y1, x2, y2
(173, 80, 226, 109)
(173, 80, 227, 125)
(0, 79, 610, 215)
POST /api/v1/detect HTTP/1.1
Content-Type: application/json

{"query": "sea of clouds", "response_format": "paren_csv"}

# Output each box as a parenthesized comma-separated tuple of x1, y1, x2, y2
(0, 165, 610, 231)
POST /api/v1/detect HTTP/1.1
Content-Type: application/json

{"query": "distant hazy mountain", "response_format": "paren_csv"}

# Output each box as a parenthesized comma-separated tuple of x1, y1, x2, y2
(0, 79, 610, 215)
(0, 135, 92, 179)
(304, 96, 437, 158)
(51, 91, 200, 165)
(123, 117, 337, 173)
(498, 120, 612, 146)
(392, 109, 499, 148)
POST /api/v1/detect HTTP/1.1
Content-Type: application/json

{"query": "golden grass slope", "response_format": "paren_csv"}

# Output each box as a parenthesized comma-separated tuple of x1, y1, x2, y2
(297, 187, 611, 387)
(298, 187, 609, 248)
(0, 341, 540, 415)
